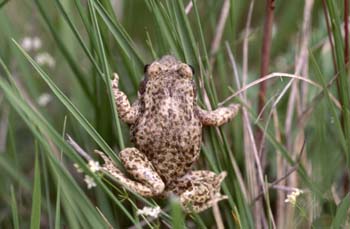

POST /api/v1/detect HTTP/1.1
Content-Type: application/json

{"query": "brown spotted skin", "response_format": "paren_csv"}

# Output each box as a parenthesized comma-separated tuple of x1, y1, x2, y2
(98, 55, 240, 213)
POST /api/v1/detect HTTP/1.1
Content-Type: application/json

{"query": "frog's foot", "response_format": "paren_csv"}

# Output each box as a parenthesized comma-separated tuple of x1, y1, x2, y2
(95, 148, 165, 197)
(171, 170, 227, 213)
(181, 192, 228, 213)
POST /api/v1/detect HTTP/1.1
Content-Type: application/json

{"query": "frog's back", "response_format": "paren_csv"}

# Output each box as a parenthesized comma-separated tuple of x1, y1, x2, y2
(130, 94, 202, 183)
(130, 56, 202, 183)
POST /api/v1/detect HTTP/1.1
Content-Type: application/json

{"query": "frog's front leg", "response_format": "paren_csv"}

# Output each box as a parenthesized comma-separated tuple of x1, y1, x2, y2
(95, 148, 165, 197)
(170, 170, 227, 213)
(112, 73, 140, 124)
(195, 104, 240, 126)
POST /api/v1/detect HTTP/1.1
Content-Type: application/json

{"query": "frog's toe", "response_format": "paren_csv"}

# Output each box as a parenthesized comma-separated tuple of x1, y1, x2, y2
(112, 73, 120, 87)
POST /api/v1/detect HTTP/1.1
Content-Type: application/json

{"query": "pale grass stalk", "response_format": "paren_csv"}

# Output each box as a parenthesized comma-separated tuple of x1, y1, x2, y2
(219, 72, 341, 108)
(96, 207, 113, 229)
(285, 0, 314, 148)
(272, 185, 304, 193)
(197, 55, 227, 225)
(273, 108, 286, 228)
(224, 42, 250, 202)
(209, 0, 230, 67)
(212, 196, 224, 229)
(242, 0, 255, 90)
(66, 135, 92, 161)
(284, 0, 314, 227)
(225, 43, 276, 228)
(331, 185, 341, 205)
(240, 1, 271, 226)
(185, 1, 193, 15)
(240, 0, 257, 208)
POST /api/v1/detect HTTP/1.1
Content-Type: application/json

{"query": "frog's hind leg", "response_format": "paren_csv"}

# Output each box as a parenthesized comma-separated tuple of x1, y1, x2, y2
(170, 170, 227, 213)
(95, 148, 165, 197)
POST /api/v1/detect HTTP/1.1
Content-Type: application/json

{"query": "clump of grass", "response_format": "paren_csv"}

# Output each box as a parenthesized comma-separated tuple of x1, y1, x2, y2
(0, 0, 350, 228)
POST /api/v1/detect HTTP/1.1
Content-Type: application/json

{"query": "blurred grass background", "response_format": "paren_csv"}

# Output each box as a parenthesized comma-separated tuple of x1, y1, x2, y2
(0, 0, 350, 228)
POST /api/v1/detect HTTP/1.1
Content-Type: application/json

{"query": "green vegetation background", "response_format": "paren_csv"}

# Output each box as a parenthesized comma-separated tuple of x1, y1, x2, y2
(0, 0, 349, 228)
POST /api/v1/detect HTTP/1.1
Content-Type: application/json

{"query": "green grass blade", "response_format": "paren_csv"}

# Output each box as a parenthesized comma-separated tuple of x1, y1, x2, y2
(170, 0, 198, 63)
(146, 0, 181, 57)
(325, 0, 350, 162)
(310, 51, 347, 153)
(10, 186, 19, 229)
(12, 40, 119, 163)
(53, 0, 104, 77)
(30, 145, 41, 229)
(93, 0, 144, 87)
(54, 180, 61, 229)
(33, 0, 93, 102)
(170, 198, 185, 229)
(331, 194, 350, 228)
(0, 156, 31, 191)
(88, 0, 125, 149)
(0, 75, 137, 225)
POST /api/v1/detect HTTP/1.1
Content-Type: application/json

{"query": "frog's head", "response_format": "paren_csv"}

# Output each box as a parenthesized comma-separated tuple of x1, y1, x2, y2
(139, 55, 197, 104)
(144, 55, 194, 79)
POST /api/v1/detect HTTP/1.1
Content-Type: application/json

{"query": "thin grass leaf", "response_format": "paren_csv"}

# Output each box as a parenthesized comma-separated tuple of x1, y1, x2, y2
(41, 154, 53, 228)
(170, 198, 185, 229)
(331, 194, 350, 228)
(33, 0, 94, 102)
(88, 0, 125, 149)
(169, 0, 198, 63)
(146, 0, 181, 57)
(53, 0, 104, 77)
(12, 40, 119, 163)
(310, 51, 347, 153)
(30, 144, 41, 229)
(93, 0, 144, 87)
(325, 0, 350, 162)
(0, 156, 31, 191)
(0, 75, 139, 225)
(10, 186, 19, 229)
(54, 180, 61, 229)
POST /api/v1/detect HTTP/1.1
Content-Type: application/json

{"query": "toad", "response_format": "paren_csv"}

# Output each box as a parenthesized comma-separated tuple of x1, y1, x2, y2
(95, 55, 240, 212)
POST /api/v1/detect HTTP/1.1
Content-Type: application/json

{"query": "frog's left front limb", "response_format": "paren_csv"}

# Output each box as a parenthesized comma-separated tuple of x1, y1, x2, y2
(195, 104, 240, 126)
(112, 73, 140, 124)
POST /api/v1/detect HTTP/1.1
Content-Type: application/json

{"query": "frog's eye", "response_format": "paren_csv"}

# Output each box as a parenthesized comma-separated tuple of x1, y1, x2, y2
(189, 65, 195, 75)
(178, 63, 193, 78)
(143, 64, 150, 73)
(147, 62, 162, 78)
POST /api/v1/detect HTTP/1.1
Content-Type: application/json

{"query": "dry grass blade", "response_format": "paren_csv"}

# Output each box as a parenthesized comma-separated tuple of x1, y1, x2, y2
(219, 72, 341, 108)
(209, 0, 230, 66)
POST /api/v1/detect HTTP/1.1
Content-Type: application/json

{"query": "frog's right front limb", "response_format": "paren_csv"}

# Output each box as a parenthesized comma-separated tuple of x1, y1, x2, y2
(112, 73, 140, 124)
(95, 148, 165, 197)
